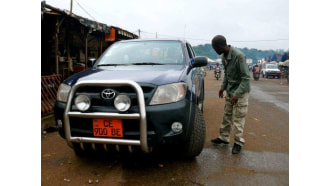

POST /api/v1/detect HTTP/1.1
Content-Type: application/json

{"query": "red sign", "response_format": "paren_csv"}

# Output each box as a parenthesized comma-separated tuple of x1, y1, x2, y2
(105, 28, 116, 42)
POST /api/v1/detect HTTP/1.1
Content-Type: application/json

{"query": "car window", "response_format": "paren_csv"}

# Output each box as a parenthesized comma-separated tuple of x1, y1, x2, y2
(98, 41, 184, 65)
(266, 64, 277, 69)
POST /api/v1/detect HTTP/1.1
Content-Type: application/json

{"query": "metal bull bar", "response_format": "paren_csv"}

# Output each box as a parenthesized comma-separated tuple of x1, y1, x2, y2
(63, 80, 150, 153)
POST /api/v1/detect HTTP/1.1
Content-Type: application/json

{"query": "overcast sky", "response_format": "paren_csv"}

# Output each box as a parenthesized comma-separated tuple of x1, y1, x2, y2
(46, 0, 289, 50)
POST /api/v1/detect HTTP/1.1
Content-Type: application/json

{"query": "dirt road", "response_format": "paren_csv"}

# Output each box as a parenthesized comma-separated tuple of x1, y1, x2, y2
(41, 70, 289, 185)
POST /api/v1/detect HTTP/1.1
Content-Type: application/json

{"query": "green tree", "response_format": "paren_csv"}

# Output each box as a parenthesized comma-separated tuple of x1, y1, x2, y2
(281, 52, 289, 61)
(192, 44, 286, 64)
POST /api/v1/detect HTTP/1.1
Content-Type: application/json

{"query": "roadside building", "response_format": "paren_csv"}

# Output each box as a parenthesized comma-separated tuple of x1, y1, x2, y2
(246, 58, 253, 71)
(41, 1, 138, 118)
(41, 2, 138, 78)
(246, 58, 253, 65)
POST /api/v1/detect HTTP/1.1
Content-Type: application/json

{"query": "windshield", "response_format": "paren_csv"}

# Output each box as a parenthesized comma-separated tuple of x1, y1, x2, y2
(97, 41, 184, 66)
(266, 64, 278, 69)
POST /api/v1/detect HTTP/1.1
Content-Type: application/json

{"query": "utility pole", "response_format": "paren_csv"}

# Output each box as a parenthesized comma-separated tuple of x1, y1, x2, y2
(70, 0, 73, 15)
(138, 29, 141, 39)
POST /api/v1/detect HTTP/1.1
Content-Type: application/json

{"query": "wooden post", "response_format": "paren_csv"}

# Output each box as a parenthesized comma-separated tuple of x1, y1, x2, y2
(84, 28, 92, 68)
(85, 35, 88, 69)
(100, 36, 103, 55)
(67, 29, 72, 74)
(55, 33, 59, 75)
(55, 17, 65, 75)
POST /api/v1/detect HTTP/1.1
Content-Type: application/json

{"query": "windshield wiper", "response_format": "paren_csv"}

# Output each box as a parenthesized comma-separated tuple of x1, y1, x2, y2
(97, 64, 129, 67)
(131, 62, 164, 65)
(97, 62, 165, 67)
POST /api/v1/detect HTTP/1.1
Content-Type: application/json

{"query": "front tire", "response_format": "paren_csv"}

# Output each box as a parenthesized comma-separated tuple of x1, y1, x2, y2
(182, 107, 206, 158)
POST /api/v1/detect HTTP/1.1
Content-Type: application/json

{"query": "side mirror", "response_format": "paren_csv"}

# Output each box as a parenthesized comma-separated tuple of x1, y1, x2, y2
(192, 56, 208, 68)
(87, 58, 97, 68)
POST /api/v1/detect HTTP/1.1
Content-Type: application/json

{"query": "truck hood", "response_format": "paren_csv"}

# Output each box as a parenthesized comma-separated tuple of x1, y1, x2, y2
(266, 69, 280, 72)
(64, 65, 186, 86)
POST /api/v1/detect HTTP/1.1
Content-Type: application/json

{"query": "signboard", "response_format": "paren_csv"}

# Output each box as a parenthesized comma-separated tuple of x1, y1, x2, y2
(105, 28, 116, 42)
(246, 58, 253, 64)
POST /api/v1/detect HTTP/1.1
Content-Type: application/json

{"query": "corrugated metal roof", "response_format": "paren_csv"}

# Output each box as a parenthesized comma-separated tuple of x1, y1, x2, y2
(42, 2, 138, 38)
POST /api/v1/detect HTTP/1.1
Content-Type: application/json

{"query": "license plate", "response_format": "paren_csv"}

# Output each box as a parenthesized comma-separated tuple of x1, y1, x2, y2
(93, 119, 123, 137)
(272, 74, 277, 76)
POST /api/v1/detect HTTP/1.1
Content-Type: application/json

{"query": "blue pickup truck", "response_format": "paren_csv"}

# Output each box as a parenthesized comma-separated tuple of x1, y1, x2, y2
(54, 39, 208, 158)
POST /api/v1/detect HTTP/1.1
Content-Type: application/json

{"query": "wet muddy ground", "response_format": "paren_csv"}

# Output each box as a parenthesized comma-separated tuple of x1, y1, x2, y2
(41, 70, 289, 185)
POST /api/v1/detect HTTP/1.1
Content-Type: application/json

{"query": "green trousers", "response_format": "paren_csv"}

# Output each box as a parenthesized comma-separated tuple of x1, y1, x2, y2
(218, 93, 249, 146)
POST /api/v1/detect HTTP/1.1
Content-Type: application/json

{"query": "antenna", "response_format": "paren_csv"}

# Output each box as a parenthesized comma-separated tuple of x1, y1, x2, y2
(70, 0, 73, 15)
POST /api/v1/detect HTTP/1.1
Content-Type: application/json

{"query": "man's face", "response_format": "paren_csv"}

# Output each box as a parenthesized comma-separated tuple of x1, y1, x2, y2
(212, 45, 225, 55)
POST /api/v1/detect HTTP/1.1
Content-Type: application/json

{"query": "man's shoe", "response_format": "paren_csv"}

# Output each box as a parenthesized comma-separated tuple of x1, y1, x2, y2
(232, 143, 242, 154)
(211, 138, 229, 145)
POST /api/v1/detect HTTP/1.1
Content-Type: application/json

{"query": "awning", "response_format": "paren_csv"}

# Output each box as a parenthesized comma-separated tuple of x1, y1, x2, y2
(281, 60, 289, 67)
(42, 2, 138, 38)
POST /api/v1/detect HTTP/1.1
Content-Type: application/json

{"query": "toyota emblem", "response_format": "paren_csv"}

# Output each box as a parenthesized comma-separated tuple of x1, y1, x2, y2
(101, 89, 116, 99)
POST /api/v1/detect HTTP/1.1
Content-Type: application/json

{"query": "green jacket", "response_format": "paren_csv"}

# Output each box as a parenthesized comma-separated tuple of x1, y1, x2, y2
(221, 46, 250, 97)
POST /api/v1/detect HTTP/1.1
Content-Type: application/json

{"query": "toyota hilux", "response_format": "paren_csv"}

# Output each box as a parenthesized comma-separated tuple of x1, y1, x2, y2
(54, 39, 207, 158)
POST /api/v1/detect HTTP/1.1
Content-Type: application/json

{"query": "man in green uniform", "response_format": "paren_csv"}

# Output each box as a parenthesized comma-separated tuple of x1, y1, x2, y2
(211, 35, 250, 154)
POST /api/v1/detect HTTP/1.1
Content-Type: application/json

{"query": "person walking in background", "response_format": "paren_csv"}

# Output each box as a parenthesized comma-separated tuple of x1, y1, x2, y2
(210, 35, 251, 154)
(252, 64, 260, 74)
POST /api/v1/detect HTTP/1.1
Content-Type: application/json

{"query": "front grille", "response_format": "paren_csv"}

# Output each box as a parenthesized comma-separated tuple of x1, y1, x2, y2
(71, 84, 156, 113)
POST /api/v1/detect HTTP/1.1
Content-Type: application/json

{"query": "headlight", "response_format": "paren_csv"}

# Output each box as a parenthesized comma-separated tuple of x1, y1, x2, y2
(74, 95, 91, 112)
(57, 84, 71, 102)
(150, 83, 187, 105)
(114, 94, 131, 112)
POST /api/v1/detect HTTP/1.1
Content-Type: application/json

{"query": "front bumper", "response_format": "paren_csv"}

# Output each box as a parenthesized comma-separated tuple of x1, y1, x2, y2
(266, 72, 281, 76)
(54, 80, 192, 153)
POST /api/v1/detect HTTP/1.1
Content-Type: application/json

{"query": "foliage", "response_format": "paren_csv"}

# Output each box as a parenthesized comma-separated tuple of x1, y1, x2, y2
(281, 52, 289, 61)
(192, 44, 288, 64)
(193, 44, 219, 60)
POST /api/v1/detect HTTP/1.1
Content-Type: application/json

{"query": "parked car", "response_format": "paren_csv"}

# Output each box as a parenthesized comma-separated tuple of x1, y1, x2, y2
(261, 64, 281, 78)
(55, 39, 208, 158)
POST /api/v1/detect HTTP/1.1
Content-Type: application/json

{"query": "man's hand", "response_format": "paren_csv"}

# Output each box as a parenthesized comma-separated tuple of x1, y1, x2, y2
(230, 96, 238, 104)
(219, 89, 224, 98)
